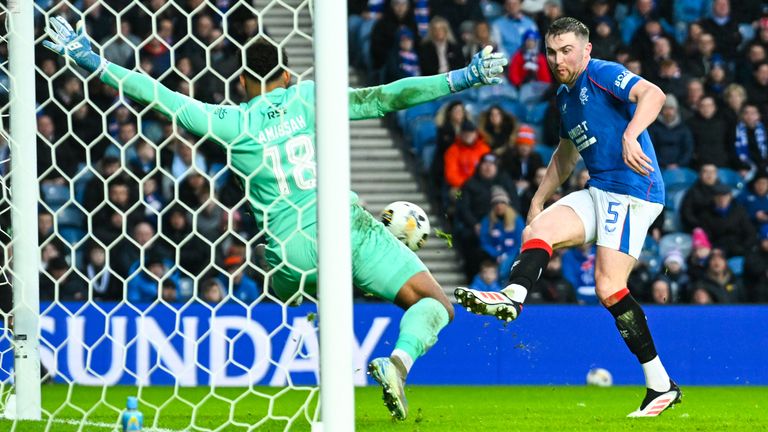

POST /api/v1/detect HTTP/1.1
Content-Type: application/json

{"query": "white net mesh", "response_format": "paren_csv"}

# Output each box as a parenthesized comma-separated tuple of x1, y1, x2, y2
(0, 0, 326, 430)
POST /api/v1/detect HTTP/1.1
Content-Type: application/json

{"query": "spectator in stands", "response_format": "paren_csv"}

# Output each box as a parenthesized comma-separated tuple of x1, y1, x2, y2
(745, 62, 768, 114)
(650, 278, 672, 304)
(478, 105, 517, 152)
(721, 83, 747, 129)
(685, 32, 717, 79)
(93, 176, 143, 246)
(535, 0, 564, 38)
(430, 0, 484, 40)
(690, 285, 714, 304)
(700, 0, 741, 60)
(658, 249, 690, 303)
(160, 205, 211, 275)
(589, 16, 622, 60)
(500, 124, 545, 194)
(628, 256, 654, 300)
(170, 135, 208, 181)
(519, 166, 548, 217)
(655, 60, 687, 104)
(40, 256, 87, 301)
(735, 43, 766, 86)
(735, 104, 768, 177)
(743, 225, 768, 302)
(672, 0, 711, 42)
(82, 156, 121, 212)
(528, 249, 575, 303)
(681, 78, 704, 120)
(621, 0, 666, 45)
(704, 56, 731, 96)
(418, 16, 464, 76)
(199, 277, 225, 304)
(699, 183, 756, 257)
(469, 260, 502, 292)
(688, 227, 713, 280)
(564, 166, 589, 195)
(38, 210, 54, 242)
(648, 94, 694, 169)
(370, 0, 418, 77)
(682, 21, 704, 58)
(491, 0, 538, 58)
(738, 170, 768, 227)
(444, 120, 491, 194)
(462, 21, 497, 64)
(681, 164, 721, 231)
(689, 247, 743, 302)
(83, 241, 122, 301)
(687, 96, 736, 169)
(102, 20, 140, 69)
(455, 153, 518, 274)
(141, 17, 173, 77)
(36, 114, 67, 186)
(127, 251, 180, 304)
(508, 30, 551, 88)
(478, 186, 525, 281)
(218, 254, 260, 304)
(561, 243, 598, 305)
(643, 35, 679, 82)
(383, 27, 421, 83)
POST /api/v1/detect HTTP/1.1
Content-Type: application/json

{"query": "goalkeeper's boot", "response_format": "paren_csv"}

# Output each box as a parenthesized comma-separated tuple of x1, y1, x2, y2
(627, 379, 682, 417)
(368, 357, 408, 420)
(454, 286, 523, 323)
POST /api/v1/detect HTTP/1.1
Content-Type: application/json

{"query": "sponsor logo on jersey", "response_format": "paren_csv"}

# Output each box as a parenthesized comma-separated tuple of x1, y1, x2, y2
(614, 70, 635, 90)
(561, 102, 567, 114)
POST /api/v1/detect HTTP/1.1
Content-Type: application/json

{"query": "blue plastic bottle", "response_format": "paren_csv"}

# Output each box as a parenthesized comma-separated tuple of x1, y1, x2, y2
(121, 396, 143, 431)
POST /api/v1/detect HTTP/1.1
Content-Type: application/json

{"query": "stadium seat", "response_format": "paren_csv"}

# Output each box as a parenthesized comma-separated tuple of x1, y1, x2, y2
(663, 186, 688, 232)
(535, 144, 554, 163)
(411, 118, 437, 156)
(728, 256, 745, 277)
(662, 167, 697, 189)
(718, 168, 745, 191)
(41, 184, 70, 211)
(658, 232, 692, 260)
(401, 101, 438, 132)
(524, 101, 549, 124)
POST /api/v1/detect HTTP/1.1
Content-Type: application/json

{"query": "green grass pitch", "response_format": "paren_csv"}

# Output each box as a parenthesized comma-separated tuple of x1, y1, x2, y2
(1, 385, 766, 431)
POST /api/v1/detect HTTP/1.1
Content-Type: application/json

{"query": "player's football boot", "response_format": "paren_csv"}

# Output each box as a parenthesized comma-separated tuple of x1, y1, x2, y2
(368, 357, 408, 420)
(627, 379, 682, 417)
(454, 286, 522, 322)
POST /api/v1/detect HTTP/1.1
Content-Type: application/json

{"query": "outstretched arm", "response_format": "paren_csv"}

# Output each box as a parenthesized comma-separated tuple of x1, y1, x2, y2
(348, 46, 507, 120)
(43, 16, 242, 146)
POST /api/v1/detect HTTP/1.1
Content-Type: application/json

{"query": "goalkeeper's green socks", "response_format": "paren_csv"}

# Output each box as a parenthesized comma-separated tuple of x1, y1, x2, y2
(391, 297, 450, 376)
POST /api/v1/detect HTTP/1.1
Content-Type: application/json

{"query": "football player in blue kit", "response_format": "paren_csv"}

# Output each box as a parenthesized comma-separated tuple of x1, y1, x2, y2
(456, 17, 682, 417)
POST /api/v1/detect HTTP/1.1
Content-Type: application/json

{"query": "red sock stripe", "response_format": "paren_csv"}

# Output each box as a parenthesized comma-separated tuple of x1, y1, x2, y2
(604, 288, 630, 306)
(520, 238, 553, 257)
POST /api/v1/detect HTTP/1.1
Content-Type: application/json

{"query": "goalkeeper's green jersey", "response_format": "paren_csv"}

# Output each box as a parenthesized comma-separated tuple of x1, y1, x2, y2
(101, 63, 453, 242)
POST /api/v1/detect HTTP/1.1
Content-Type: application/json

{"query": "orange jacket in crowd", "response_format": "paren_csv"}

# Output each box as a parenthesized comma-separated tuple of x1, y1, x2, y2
(444, 137, 491, 188)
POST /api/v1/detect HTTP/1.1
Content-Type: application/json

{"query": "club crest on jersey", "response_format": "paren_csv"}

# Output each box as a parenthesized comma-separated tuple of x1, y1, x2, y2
(579, 87, 588, 105)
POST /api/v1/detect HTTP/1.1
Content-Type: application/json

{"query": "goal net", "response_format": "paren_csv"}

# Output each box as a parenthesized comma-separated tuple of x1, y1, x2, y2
(0, 0, 352, 430)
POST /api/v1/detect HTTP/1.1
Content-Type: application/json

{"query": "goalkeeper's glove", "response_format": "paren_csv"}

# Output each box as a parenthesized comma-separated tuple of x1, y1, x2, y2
(447, 45, 508, 92)
(42, 16, 106, 74)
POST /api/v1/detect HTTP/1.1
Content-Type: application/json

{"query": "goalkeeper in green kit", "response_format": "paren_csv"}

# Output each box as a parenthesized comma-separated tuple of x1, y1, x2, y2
(43, 16, 507, 420)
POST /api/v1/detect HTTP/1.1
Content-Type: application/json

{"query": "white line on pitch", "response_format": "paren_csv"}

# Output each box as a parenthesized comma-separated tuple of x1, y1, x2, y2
(46, 417, 185, 431)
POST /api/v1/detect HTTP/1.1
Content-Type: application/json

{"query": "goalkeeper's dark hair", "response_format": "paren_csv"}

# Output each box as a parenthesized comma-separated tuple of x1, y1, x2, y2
(243, 38, 289, 83)
(546, 17, 589, 41)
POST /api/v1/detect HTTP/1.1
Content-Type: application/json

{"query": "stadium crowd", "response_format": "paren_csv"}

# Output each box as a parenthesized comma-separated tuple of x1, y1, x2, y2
(0, 0, 766, 308)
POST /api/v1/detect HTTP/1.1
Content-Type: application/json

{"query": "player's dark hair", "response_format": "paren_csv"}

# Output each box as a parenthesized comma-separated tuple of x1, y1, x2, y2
(546, 17, 589, 41)
(243, 38, 289, 83)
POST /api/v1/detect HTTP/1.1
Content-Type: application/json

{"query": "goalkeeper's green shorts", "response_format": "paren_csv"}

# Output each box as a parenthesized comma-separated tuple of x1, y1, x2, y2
(265, 203, 428, 302)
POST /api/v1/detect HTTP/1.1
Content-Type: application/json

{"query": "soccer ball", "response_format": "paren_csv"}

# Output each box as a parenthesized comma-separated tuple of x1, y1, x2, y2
(586, 368, 613, 387)
(380, 201, 430, 251)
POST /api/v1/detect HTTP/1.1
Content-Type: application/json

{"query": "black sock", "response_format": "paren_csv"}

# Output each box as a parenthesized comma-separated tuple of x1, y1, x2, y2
(507, 239, 552, 289)
(606, 289, 658, 364)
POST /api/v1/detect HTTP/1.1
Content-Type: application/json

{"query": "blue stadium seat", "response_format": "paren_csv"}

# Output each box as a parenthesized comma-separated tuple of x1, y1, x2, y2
(662, 167, 697, 189)
(535, 144, 554, 163)
(658, 232, 692, 260)
(524, 101, 549, 124)
(410, 118, 437, 155)
(728, 256, 745, 277)
(41, 184, 70, 211)
(663, 187, 688, 232)
(718, 167, 745, 191)
(401, 101, 439, 131)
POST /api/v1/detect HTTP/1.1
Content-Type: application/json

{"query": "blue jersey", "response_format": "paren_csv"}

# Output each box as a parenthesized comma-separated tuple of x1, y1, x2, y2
(557, 59, 665, 204)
